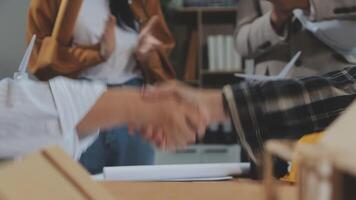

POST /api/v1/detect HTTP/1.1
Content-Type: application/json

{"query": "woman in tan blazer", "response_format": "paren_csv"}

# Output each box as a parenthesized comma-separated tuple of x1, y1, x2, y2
(27, 0, 175, 82)
(26, 0, 176, 174)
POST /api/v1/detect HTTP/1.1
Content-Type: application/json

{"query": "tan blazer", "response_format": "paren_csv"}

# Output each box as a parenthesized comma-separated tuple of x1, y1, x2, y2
(26, 0, 176, 82)
(235, 0, 356, 76)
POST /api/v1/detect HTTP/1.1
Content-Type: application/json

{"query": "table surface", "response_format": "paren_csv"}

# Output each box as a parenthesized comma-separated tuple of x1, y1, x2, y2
(101, 179, 297, 200)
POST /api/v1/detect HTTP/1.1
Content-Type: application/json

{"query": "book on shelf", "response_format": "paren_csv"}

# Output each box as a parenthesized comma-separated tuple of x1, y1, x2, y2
(207, 34, 242, 72)
(207, 36, 217, 72)
(216, 35, 225, 71)
(225, 36, 233, 71)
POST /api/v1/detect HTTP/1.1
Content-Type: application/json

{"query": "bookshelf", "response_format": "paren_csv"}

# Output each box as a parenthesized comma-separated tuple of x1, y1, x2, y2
(201, 69, 241, 75)
(165, 6, 240, 147)
(174, 6, 239, 13)
(172, 6, 242, 88)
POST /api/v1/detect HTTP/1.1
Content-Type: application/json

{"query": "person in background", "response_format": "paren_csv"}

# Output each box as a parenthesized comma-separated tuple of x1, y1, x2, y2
(26, 0, 175, 174)
(235, 0, 356, 77)
(0, 76, 204, 160)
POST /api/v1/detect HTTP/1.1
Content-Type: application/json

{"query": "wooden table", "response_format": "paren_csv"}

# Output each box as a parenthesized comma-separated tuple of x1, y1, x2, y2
(101, 180, 297, 200)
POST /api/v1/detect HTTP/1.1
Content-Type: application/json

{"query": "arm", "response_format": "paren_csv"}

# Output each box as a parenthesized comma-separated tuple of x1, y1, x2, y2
(77, 87, 206, 150)
(76, 89, 147, 135)
(145, 67, 356, 163)
(1, 77, 204, 159)
(48, 76, 206, 157)
(26, 0, 105, 80)
(223, 67, 356, 162)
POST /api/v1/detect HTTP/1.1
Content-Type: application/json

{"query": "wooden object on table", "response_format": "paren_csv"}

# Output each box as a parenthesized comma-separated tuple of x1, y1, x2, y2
(102, 180, 297, 200)
(184, 30, 198, 81)
(0, 147, 114, 200)
(263, 141, 296, 200)
(263, 101, 356, 200)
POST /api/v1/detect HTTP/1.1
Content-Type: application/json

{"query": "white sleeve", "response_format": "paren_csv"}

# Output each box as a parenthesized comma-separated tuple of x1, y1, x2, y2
(49, 77, 107, 160)
(0, 78, 61, 159)
(0, 78, 106, 160)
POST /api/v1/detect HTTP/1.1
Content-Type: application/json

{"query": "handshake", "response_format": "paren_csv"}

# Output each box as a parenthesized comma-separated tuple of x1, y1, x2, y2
(127, 81, 229, 151)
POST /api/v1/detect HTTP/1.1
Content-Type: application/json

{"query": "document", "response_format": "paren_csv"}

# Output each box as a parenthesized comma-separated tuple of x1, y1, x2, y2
(103, 163, 250, 181)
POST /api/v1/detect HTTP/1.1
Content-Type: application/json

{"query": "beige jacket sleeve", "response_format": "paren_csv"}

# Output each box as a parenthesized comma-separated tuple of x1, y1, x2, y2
(234, 0, 286, 58)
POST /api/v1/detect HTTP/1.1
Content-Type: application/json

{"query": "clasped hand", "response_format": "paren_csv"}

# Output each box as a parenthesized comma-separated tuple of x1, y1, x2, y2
(129, 82, 228, 151)
(127, 82, 205, 151)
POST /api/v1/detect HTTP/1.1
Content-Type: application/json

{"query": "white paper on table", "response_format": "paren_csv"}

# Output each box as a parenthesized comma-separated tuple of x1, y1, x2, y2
(93, 174, 233, 182)
(160, 176, 234, 182)
(103, 163, 250, 182)
(92, 174, 105, 181)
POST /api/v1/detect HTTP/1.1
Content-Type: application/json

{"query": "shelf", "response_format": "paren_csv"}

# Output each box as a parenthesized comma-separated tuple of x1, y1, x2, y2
(171, 5, 241, 89)
(183, 80, 200, 85)
(201, 70, 242, 75)
(173, 6, 238, 13)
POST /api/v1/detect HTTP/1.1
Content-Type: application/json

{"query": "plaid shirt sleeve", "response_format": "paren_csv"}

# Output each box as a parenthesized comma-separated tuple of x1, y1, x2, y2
(223, 67, 356, 163)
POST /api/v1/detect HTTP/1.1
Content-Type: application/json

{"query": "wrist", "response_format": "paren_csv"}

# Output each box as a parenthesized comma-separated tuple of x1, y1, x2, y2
(100, 41, 107, 60)
(113, 88, 143, 124)
(198, 90, 228, 123)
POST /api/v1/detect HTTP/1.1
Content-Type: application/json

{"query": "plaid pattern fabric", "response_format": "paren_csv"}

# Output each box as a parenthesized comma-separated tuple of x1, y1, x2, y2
(223, 67, 356, 163)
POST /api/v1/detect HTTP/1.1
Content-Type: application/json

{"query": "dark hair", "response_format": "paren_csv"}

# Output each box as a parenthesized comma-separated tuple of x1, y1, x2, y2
(109, 0, 137, 31)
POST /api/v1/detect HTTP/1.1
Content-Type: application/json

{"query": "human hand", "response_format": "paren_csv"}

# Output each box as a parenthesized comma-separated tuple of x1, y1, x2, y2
(135, 15, 162, 63)
(100, 15, 116, 60)
(129, 92, 208, 150)
(140, 81, 229, 147)
(77, 87, 205, 150)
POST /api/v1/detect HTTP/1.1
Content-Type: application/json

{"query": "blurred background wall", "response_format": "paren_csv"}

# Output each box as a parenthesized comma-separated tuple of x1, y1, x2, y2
(0, 0, 30, 78)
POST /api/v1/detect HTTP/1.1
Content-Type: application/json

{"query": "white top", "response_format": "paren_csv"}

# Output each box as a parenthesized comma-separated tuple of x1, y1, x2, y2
(0, 77, 106, 160)
(74, 0, 140, 85)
